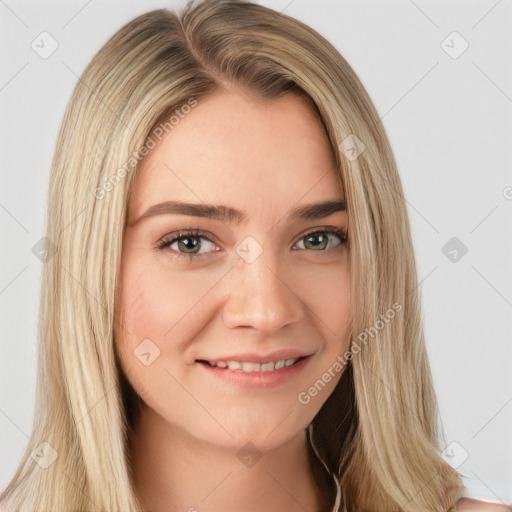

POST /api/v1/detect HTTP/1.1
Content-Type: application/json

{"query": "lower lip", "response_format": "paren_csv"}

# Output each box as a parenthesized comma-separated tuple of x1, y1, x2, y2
(196, 356, 312, 389)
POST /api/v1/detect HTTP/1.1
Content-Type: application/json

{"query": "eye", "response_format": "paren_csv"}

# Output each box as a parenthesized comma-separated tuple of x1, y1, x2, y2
(156, 229, 219, 262)
(293, 228, 347, 252)
(156, 227, 348, 263)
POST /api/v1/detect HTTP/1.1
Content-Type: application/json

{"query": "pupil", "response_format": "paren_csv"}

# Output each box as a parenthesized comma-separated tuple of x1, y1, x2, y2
(179, 236, 200, 253)
(305, 233, 327, 250)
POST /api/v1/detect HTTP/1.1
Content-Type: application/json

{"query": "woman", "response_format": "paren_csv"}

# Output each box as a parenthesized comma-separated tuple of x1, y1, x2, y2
(0, 1, 508, 510)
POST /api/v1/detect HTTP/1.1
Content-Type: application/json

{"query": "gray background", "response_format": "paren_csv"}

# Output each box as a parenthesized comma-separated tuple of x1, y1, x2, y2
(1, 0, 511, 503)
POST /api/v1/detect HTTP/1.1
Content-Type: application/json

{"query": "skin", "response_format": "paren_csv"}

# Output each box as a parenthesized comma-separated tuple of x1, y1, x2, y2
(116, 87, 352, 512)
(455, 499, 512, 511)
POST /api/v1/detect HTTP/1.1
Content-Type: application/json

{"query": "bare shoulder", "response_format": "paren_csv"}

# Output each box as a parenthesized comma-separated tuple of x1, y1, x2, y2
(455, 497, 512, 511)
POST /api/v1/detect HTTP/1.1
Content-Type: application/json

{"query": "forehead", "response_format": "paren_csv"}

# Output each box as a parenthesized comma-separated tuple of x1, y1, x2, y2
(129, 88, 342, 221)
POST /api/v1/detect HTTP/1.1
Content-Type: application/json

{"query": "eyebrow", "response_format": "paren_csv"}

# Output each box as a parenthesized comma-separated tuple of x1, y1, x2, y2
(129, 199, 346, 226)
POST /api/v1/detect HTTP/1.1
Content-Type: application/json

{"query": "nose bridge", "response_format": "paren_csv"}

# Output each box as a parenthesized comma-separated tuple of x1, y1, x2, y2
(221, 237, 304, 333)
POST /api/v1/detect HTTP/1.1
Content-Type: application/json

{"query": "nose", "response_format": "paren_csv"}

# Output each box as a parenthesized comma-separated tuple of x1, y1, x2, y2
(221, 248, 305, 334)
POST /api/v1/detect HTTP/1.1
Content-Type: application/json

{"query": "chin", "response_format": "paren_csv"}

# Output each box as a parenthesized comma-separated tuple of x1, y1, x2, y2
(186, 400, 320, 452)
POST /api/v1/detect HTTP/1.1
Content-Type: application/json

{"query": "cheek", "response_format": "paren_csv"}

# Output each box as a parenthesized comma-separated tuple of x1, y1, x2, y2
(291, 265, 351, 412)
(118, 253, 209, 340)
(116, 255, 187, 410)
(297, 261, 351, 346)
(116, 249, 224, 381)
(118, 266, 166, 344)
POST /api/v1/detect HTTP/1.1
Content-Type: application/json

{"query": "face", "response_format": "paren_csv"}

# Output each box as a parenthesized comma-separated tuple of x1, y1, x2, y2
(116, 87, 351, 451)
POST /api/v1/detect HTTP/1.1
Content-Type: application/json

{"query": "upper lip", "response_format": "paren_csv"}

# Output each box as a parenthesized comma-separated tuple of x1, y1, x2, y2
(195, 350, 314, 364)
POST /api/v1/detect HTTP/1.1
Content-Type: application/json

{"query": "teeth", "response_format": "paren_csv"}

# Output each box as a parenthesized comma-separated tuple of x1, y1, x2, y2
(241, 362, 261, 372)
(208, 358, 299, 372)
(260, 361, 275, 372)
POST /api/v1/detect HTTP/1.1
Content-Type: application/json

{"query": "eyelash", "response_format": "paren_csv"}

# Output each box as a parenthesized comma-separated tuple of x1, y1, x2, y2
(156, 227, 348, 263)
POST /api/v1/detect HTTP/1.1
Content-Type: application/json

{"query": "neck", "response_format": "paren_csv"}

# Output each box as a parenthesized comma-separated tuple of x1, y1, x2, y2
(129, 408, 335, 512)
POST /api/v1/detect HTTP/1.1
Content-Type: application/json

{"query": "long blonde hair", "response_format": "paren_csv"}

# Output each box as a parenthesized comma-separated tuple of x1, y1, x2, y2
(0, 1, 463, 510)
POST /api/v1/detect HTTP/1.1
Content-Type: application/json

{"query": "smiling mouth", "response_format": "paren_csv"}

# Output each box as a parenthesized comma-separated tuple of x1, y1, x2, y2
(196, 357, 307, 372)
